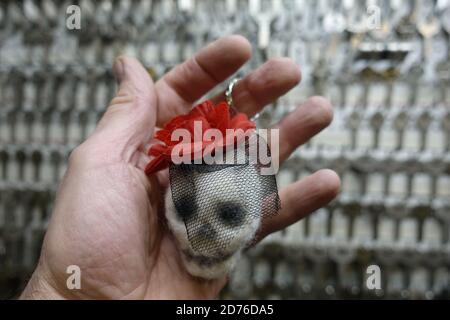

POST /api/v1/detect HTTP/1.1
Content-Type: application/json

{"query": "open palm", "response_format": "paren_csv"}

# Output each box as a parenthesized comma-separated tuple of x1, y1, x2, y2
(20, 36, 340, 299)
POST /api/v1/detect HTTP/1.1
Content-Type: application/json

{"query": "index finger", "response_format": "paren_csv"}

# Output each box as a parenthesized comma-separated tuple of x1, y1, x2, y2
(155, 35, 252, 126)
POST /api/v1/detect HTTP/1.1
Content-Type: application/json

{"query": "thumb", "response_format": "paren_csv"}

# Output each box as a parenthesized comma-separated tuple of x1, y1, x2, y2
(92, 56, 157, 153)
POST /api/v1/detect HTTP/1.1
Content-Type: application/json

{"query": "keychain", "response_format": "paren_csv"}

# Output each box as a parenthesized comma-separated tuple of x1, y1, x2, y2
(145, 79, 280, 279)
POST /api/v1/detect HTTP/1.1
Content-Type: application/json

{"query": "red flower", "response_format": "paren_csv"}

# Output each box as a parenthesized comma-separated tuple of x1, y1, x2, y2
(144, 100, 256, 175)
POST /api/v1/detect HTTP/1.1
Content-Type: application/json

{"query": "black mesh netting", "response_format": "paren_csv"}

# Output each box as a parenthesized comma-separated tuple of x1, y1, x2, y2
(168, 135, 280, 255)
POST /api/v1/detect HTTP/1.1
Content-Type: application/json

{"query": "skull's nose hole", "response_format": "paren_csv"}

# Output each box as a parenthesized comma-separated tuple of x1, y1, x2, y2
(218, 201, 244, 227)
(197, 223, 217, 240)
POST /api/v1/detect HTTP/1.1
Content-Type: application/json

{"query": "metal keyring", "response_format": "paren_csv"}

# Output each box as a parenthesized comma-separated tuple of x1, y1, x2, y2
(226, 77, 261, 122)
(225, 77, 240, 108)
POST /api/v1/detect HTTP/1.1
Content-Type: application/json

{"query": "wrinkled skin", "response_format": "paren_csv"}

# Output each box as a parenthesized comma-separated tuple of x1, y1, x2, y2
(20, 36, 340, 299)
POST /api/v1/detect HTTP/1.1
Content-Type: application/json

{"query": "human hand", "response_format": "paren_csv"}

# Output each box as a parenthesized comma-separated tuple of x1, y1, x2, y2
(20, 35, 340, 299)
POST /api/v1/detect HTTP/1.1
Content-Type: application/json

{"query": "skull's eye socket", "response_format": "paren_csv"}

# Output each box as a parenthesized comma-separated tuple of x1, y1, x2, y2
(175, 196, 197, 221)
(218, 202, 244, 227)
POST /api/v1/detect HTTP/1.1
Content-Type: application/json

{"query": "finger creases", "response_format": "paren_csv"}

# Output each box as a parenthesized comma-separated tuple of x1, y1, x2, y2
(256, 169, 341, 242)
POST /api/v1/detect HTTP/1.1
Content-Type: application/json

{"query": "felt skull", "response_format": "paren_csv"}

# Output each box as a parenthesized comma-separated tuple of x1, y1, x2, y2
(165, 163, 268, 279)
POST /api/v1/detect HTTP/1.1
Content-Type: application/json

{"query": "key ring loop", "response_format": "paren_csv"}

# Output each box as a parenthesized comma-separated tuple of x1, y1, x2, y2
(225, 77, 261, 122)
(225, 77, 240, 108)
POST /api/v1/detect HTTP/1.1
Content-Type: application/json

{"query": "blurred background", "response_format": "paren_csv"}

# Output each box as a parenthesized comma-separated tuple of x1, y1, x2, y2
(1, 0, 450, 299)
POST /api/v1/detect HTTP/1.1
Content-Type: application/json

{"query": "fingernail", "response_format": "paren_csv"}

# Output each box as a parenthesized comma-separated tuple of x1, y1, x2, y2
(113, 58, 125, 83)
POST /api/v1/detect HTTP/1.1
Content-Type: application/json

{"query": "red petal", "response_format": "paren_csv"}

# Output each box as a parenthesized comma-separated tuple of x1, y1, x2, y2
(191, 100, 215, 119)
(163, 145, 174, 157)
(154, 129, 172, 144)
(184, 116, 210, 141)
(144, 156, 169, 175)
(148, 143, 167, 156)
(213, 102, 231, 133)
(164, 115, 188, 132)
(230, 113, 250, 127)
